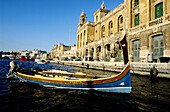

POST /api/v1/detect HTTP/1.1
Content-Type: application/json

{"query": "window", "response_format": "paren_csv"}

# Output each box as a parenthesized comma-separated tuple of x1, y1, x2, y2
(84, 30, 86, 46)
(109, 21, 113, 35)
(135, 14, 140, 26)
(96, 16, 98, 22)
(121, 17, 123, 24)
(110, 22, 113, 28)
(77, 35, 79, 47)
(102, 25, 105, 38)
(155, 2, 163, 19)
(135, 0, 139, 6)
(82, 18, 85, 24)
(118, 15, 123, 31)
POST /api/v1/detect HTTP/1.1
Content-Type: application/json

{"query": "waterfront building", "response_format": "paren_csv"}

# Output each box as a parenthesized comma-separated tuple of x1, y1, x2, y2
(64, 44, 77, 58)
(51, 43, 71, 60)
(31, 49, 47, 59)
(76, 0, 170, 63)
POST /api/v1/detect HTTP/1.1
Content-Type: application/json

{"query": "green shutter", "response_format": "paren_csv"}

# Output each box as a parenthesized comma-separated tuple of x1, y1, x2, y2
(111, 22, 113, 28)
(135, 14, 139, 26)
(121, 17, 123, 23)
(135, 0, 139, 6)
(155, 3, 163, 19)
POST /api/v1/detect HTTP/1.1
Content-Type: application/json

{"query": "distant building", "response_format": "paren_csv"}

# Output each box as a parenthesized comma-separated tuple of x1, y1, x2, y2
(51, 43, 71, 60)
(31, 49, 47, 59)
(64, 44, 77, 57)
(76, 1, 170, 62)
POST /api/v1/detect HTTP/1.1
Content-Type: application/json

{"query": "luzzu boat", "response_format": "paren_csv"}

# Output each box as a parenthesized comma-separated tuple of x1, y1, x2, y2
(14, 34, 132, 93)
(14, 62, 131, 93)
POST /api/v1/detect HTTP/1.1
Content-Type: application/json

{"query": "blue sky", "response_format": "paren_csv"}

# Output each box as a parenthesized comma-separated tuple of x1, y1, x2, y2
(0, 0, 124, 52)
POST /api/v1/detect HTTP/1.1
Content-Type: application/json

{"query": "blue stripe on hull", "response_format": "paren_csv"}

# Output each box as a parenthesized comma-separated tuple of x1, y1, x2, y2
(14, 71, 131, 93)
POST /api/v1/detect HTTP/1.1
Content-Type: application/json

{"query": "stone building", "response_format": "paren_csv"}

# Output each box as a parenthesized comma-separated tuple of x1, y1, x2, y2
(76, 0, 170, 62)
(31, 49, 47, 59)
(64, 44, 77, 57)
(51, 43, 71, 60)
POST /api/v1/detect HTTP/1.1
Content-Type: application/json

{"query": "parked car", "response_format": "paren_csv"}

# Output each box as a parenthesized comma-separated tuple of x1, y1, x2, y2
(85, 56, 93, 61)
(75, 57, 82, 61)
(68, 57, 76, 61)
(64, 57, 68, 61)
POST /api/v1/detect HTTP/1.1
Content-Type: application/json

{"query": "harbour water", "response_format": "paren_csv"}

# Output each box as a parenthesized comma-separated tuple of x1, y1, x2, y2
(0, 59, 170, 112)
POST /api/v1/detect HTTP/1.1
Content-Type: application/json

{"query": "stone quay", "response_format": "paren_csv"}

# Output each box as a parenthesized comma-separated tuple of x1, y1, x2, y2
(50, 60, 170, 79)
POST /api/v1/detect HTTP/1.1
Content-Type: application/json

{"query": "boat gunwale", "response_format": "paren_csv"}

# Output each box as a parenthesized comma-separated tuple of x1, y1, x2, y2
(15, 62, 130, 85)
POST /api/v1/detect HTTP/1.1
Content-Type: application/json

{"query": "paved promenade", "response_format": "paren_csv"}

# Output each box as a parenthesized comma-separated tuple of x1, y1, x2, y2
(50, 61, 170, 78)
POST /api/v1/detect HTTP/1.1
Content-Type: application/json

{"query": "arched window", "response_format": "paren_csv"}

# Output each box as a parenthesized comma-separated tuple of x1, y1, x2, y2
(101, 25, 105, 38)
(121, 17, 123, 24)
(80, 33, 82, 47)
(118, 15, 123, 32)
(82, 18, 85, 24)
(96, 16, 98, 22)
(83, 30, 86, 46)
(108, 21, 113, 35)
(77, 35, 79, 48)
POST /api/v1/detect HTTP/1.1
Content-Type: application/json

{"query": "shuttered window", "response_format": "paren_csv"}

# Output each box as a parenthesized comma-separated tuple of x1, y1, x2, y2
(121, 17, 123, 23)
(155, 2, 163, 19)
(135, 0, 139, 6)
(135, 14, 140, 26)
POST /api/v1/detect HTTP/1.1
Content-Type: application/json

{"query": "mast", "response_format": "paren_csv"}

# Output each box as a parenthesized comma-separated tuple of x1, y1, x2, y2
(120, 0, 129, 65)
(120, 35, 129, 64)
(69, 27, 71, 47)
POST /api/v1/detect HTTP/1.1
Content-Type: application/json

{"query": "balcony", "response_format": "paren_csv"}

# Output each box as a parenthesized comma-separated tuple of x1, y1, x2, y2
(149, 17, 163, 27)
(129, 26, 140, 33)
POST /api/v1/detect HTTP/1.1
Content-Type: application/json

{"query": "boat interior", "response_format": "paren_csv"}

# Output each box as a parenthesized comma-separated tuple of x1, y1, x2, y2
(17, 68, 111, 80)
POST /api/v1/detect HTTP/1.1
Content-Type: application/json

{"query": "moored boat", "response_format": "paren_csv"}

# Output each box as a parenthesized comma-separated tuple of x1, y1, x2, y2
(18, 56, 35, 61)
(14, 62, 131, 93)
(13, 34, 132, 93)
(35, 58, 47, 64)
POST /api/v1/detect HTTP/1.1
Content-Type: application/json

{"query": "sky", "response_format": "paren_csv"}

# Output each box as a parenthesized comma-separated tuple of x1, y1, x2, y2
(0, 0, 124, 52)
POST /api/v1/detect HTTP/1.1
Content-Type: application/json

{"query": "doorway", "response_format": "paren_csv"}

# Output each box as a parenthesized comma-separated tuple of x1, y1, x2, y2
(133, 40, 140, 62)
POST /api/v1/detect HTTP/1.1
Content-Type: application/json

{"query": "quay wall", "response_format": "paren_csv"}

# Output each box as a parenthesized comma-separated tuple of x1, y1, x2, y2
(50, 61, 170, 79)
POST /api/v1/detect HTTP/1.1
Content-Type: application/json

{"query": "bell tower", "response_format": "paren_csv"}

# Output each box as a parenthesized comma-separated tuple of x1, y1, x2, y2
(101, 1, 106, 9)
(79, 10, 87, 25)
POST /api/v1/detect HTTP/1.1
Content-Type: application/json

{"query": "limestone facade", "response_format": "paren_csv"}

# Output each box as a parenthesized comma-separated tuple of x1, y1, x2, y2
(51, 43, 71, 60)
(64, 44, 77, 57)
(76, 0, 170, 62)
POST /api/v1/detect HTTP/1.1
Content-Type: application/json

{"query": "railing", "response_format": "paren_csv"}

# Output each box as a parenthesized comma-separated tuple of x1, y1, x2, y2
(129, 17, 165, 33)
(149, 17, 163, 27)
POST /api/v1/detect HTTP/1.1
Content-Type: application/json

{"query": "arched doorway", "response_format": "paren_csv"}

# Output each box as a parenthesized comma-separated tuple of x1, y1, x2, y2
(86, 49, 88, 57)
(97, 46, 101, 60)
(105, 44, 110, 57)
(90, 48, 94, 57)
